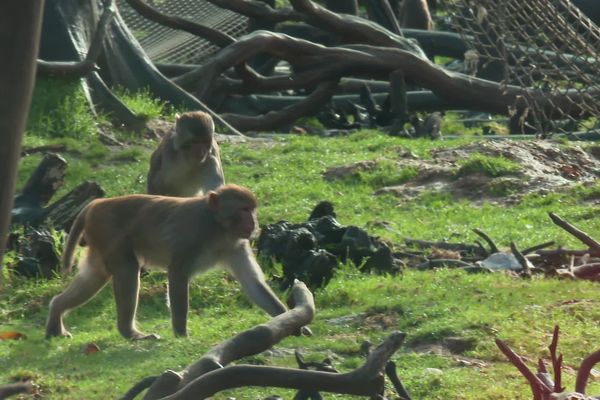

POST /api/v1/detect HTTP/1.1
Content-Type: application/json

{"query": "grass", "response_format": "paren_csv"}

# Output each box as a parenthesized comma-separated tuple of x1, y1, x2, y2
(3, 82, 600, 399)
(456, 153, 522, 178)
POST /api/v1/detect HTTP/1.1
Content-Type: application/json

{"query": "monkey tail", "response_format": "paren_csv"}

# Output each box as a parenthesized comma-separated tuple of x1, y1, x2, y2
(61, 204, 89, 276)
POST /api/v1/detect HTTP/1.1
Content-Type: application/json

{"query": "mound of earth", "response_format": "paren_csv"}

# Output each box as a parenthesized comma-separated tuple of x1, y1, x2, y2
(324, 140, 600, 204)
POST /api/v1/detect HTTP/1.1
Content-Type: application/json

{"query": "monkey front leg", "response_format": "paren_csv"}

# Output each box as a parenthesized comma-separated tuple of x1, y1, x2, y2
(168, 268, 190, 337)
(226, 245, 287, 317)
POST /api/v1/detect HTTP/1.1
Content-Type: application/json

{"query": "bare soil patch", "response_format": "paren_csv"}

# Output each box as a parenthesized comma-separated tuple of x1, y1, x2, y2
(324, 140, 600, 204)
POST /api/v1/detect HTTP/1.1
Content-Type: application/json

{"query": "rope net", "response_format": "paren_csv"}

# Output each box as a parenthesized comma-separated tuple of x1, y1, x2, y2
(447, 0, 600, 134)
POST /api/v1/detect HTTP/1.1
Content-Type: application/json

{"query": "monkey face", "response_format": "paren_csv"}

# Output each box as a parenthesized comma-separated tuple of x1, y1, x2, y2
(209, 186, 259, 240)
(236, 207, 258, 239)
(174, 111, 215, 163)
(180, 139, 212, 163)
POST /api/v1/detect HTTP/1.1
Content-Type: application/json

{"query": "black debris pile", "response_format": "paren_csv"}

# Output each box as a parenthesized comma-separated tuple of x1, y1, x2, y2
(257, 201, 404, 291)
(6, 227, 61, 278)
(6, 152, 105, 279)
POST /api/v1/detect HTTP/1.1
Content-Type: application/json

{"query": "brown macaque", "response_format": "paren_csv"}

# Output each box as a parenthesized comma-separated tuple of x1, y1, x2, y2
(46, 185, 288, 340)
(398, 0, 433, 30)
(147, 111, 225, 197)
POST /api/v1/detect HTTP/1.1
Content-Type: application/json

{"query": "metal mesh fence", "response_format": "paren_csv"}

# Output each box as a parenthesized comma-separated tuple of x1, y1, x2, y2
(119, 0, 249, 64)
(447, 0, 600, 134)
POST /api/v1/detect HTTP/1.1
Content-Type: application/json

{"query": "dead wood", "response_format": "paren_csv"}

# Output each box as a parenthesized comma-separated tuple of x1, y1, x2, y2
(576, 348, 600, 394)
(20, 144, 67, 157)
(510, 242, 534, 277)
(497, 325, 600, 400)
(44, 181, 105, 231)
(37, 0, 114, 77)
(0, 381, 35, 399)
(404, 238, 484, 255)
(158, 331, 405, 400)
(137, 280, 315, 400)
(472, 228, 499, 253)
(548, 212, 600, 255)
(289, 0, 421, 52)
(495, 338, 552, 400)
(221, 80, 339, 131)
(548, 325, 564, 393)
(175, 31, 596, 132)
(571, 263, 600, 281)
(522, 241, 555, 255)
(363, 0, 402, 35)
(385, 361, 413, 400)
(13, 153, 67, 210)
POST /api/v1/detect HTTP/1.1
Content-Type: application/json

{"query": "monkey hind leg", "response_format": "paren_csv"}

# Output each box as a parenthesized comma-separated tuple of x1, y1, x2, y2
(111, 254, 160, 340)
(46, 252, 110, 338)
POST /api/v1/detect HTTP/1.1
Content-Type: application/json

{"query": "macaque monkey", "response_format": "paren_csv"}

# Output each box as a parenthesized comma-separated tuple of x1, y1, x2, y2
(398, 0, 433, 30)
(46, 185, 288, 340)
(147, 111, 225, 197)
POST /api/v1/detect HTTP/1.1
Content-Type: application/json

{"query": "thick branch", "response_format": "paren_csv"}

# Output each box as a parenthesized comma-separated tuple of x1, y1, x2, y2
(495, 338, 552, 400)
(222, 80, 339, 131)
(289, 0, 422, 54)
(548, 325, 564, 393)
(510, 242, 533, 277)
(472, 228, 499, 253)
(140, 280, 315, 400)
(572, 263, 600, 281)
(0, 381, 35, 399)
(37, 0, 114, 77)
(125, 0, 234, 47)
(176, 32, 596, 120)
(548, 213, 600, 254)
(575, 348, 600, 394)
(161, 332, 406, 400)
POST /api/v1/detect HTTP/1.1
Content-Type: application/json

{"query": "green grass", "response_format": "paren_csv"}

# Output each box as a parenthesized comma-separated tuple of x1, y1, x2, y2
(27, 79, 98, 139)
(456, 153, 522, 178)
(3, 84, 600, 399)
(114, 86, 178, 121)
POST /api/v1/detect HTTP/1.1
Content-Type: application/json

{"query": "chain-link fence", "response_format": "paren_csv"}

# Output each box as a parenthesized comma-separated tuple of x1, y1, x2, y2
(447, 0, 600, 135)
(119, 0, 248, 64)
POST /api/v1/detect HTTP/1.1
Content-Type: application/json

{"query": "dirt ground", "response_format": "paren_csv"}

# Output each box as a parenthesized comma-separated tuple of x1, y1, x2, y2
(324, 140, 600, 204)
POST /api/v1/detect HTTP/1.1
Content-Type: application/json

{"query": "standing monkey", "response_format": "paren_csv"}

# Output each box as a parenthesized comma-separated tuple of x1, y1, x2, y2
(147, 111, 225, 197)
(398, 0, 433, 31)
(46, 185, 289, 340)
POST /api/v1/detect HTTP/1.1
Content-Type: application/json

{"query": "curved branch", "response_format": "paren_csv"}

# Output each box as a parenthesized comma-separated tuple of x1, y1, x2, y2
(575, 348, 600, 394)
(222, 80, 339, 131)
(176, 31, 596, 120)
(140, 280, 315, 400)
(495, 338, 552, 400)
(472, 229, 499, 254)
(289, 0, 422, 54)
(161, 332, 406, 400)
(37, 0, 115, 77)
(124, 0, 234, 47)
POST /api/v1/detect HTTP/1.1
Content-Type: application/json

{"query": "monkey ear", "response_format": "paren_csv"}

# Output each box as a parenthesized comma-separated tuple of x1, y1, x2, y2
(208, 192, 219, 210)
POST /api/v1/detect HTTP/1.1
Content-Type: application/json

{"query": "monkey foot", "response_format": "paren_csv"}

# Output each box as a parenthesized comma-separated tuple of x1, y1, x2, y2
(45, 328, 73, 339)
(130, 332, 161, 340)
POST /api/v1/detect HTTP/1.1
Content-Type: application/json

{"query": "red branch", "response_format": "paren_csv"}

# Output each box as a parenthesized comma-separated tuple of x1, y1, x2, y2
(575, 348, 600, 394)
(495, 338, 552, 400)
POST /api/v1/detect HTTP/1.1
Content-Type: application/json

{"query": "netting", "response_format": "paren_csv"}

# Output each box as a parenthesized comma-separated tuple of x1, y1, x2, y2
(447, 0, 600, 134)
(119, 0, 249, 64)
